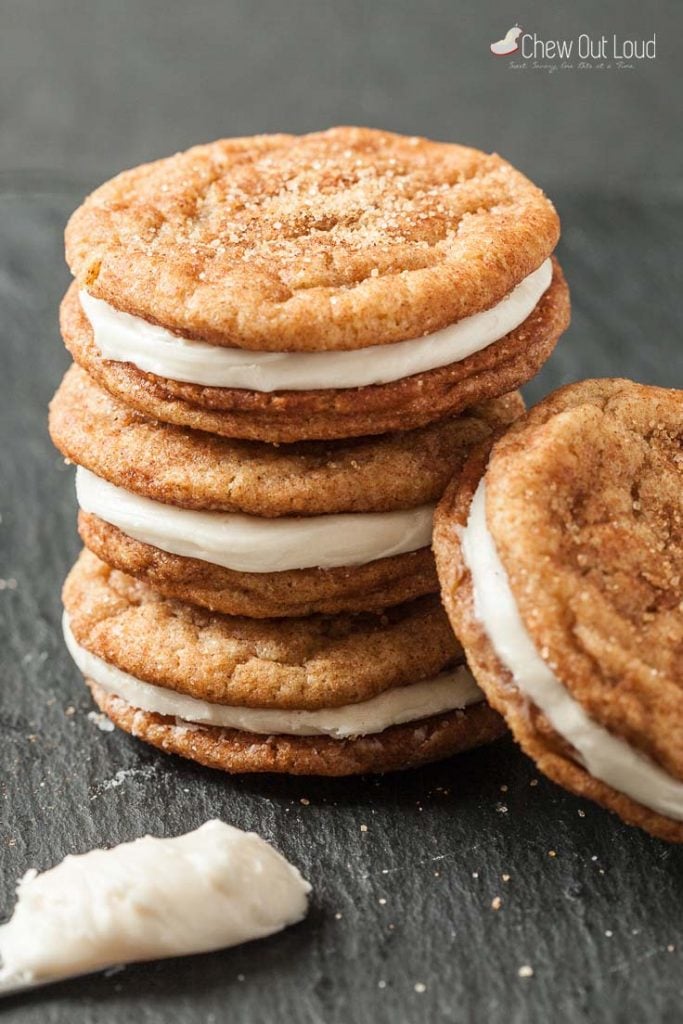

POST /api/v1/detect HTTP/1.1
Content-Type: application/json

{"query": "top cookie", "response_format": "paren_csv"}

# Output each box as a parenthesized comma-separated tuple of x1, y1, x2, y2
(65, 127, 559, 352)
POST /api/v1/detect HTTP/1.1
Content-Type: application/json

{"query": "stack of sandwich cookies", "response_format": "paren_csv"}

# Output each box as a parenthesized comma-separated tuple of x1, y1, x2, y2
(434, 379, 683, 842)
(62, 551, 506, 775)
(52, 126, 571, 774)
(50, 365, 522, 618)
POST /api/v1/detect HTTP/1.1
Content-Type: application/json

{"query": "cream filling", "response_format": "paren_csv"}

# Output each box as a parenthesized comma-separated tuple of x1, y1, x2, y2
(462, 479, 683, 822)
(0, 820, 310, 988)
(75, 466, 434, 573)
(63, 615, 483, 739)
(79, 259, 552, 393)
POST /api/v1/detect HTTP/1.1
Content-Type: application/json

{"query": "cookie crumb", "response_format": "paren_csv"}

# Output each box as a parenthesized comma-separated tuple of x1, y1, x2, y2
(378, 980, 387, 989)
(518, 965, 534, 978)
(299, 797, 310, 806)
(414, 982, 426, 993)
(360, 824, 368, 833)
(491, 896, 502, 910)
(502, 874, 511, 882)
(548, 850, 557, 858)
(87, 711, 115, 733)
(605, 930, 613, 938)
(378, 898, 387, 905)
(530, 779, 538, 787)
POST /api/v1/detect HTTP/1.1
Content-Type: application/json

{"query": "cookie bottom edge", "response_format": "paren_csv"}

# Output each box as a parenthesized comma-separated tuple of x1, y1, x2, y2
(87, 681, 507, 776)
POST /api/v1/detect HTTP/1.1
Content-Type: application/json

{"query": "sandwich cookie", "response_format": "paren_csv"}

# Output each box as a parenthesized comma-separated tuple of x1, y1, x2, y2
(62, 551, 506, 776)
(63, 127, 570, 442)
(433, 379, 683, 842)
(50, 365, 522, 617)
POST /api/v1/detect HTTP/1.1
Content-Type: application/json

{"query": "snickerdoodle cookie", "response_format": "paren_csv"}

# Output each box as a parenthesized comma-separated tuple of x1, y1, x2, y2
(63, 550, 506, 775)
(433, 379, 683, 842)
(50, 365, 522, 617)
(62, 127, 569, 442)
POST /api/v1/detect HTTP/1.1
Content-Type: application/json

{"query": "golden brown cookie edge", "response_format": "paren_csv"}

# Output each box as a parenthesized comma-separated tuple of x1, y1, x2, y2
(78, 512, 439, 618)
(60, 261, 569, 442)
(49, 362, 524, 515)
(87, 681, 507, 776)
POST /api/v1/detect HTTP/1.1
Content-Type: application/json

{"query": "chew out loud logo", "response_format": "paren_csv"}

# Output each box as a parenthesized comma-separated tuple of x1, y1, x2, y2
(490, 27, 656, 63)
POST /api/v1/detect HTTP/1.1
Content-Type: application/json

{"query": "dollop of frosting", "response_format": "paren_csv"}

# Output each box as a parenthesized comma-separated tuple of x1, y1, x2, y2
(0, 820, 310, 988)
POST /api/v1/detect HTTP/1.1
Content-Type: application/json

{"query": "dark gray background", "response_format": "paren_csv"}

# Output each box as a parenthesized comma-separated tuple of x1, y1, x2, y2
(1, 2, 682, 1022)
(1, 0, 679, 193)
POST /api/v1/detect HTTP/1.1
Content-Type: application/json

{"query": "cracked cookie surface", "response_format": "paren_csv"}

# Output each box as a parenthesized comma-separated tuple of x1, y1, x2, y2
(64, 549, 460, 710)
(66, 127, 559, 352)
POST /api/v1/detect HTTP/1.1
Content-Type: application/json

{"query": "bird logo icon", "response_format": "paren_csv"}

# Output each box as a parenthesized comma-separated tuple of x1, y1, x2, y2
(490, 25, 522, 56)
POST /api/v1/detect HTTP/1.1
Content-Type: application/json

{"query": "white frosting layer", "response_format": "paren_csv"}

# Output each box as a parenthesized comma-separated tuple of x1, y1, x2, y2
(462, 479, 683, 822)
(79, 259, 552, 392)
(63, 615, 483, 739)
(0, 820, 310, 987)
(76, 467, 433, 573)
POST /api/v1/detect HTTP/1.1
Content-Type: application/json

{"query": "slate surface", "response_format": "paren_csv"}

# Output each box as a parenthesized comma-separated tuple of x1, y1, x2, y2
(0, 186, 681, 1024)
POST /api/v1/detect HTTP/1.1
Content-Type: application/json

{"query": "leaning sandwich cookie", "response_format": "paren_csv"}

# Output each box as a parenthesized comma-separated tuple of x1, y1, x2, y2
(49, 365, 522, 617)
(62, 127, 570, 442)
(62, 550, 506, 776)
(433, 379, 683, 843)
